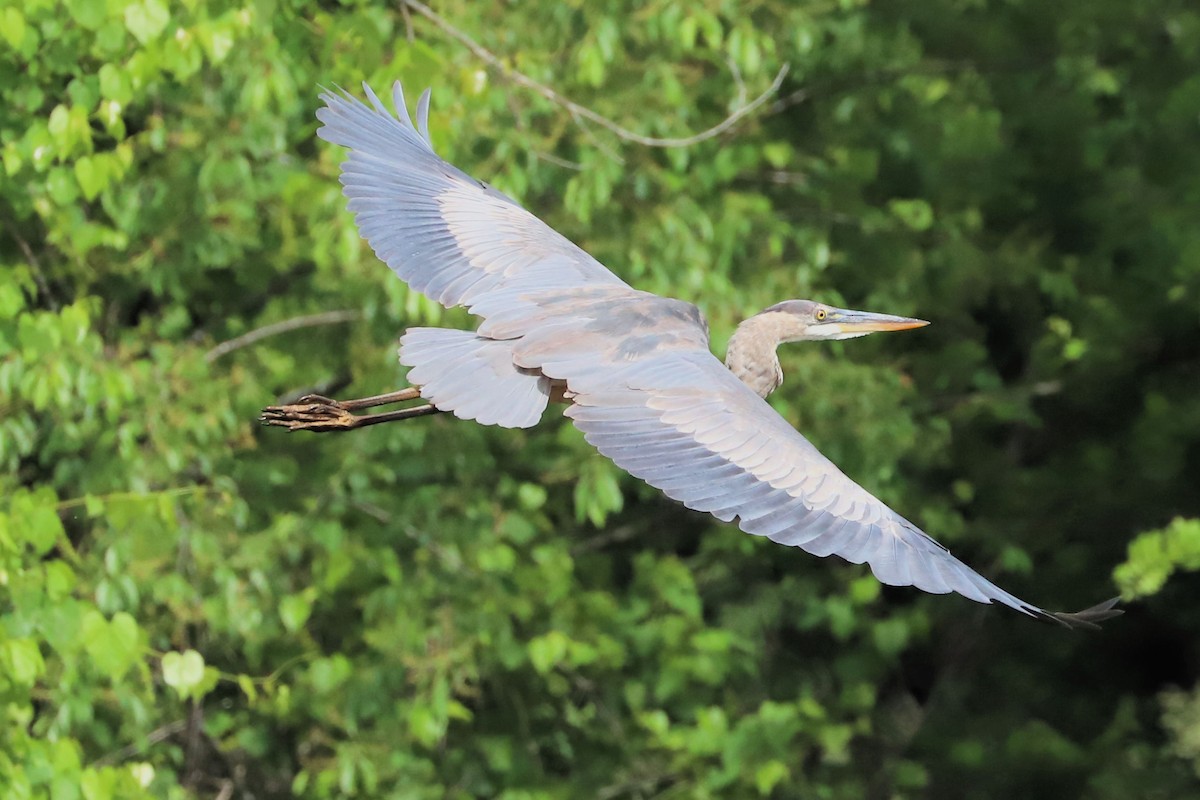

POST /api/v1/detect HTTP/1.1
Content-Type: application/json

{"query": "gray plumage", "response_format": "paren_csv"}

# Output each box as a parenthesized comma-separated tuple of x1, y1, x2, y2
(399, 328, 550, 428)
(309, 82, 1121, 629)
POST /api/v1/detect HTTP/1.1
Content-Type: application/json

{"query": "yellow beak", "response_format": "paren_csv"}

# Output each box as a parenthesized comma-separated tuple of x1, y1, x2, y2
(830, 309, 930, 333)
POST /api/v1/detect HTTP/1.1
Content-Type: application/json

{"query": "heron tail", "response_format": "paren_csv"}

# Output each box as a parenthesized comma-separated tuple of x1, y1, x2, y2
(399, 328, 551, 428)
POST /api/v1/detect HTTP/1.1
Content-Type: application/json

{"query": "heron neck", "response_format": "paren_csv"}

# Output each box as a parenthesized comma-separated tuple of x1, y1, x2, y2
(725, 312, 803, 398)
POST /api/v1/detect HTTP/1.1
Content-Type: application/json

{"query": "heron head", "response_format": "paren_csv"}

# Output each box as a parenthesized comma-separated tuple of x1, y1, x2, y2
(761, 299, 930, 342)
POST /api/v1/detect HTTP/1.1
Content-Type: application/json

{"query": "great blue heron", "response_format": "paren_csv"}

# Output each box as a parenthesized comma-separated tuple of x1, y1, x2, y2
(262, 82, 1120, 629)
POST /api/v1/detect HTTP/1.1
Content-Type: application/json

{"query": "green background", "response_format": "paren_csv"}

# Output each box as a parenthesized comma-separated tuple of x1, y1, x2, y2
(3, 0, 1199, 797)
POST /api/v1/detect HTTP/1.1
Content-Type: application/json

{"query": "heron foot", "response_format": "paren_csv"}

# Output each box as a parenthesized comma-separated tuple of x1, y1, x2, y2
(260, 388, 441, 432)
(261, 395, 363, 432)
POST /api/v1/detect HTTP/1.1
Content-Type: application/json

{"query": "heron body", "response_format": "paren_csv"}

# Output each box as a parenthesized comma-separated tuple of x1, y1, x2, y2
(262, 81, 1120, 629)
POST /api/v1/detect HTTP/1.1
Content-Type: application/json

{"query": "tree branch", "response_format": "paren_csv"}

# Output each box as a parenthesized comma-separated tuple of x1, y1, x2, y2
(94, 719, 188, 766)
(204, 310, 362, 363)
(401, 0, 789, 149)
(3, 219, 58, 311)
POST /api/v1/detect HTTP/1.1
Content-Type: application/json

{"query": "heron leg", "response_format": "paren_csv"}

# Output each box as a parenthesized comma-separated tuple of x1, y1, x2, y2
(260, 387, 443, 432)
(304, 387, 422, 410)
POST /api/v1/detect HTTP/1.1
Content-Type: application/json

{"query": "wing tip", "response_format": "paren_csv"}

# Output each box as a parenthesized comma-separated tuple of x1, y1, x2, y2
(314, 79, 437, 155)
(1045, 596, 1124, 631)
(416, 88, 433, 145)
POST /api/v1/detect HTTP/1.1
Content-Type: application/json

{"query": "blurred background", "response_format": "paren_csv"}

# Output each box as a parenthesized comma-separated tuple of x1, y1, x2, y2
(3, 0, 1199, 797)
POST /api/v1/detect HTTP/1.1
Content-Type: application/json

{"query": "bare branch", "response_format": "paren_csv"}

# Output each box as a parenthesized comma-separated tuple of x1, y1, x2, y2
(205, 310, 362, 363)
(726, 55, 748, 107)
(533, 151, 584, 171)
(399, 0, 414, 42)
(768, 87, 810, 115)
(401, 0, 789, 149)
(3, 219, 58, 311)
(94, 719, 188, 766)
(569, 109, 626, 164)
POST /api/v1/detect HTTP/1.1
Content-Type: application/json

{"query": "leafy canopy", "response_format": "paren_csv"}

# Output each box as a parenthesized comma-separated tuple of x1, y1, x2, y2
(3, 0, 1199, 797)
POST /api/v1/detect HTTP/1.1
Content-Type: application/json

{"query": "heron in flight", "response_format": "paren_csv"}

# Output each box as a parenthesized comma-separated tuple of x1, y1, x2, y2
(262, 82, 1120, 629)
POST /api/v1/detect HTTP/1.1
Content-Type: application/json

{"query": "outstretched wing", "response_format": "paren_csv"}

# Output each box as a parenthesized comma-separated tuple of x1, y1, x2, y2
(316, 82, 631, 312)
(546, 345, 1098, 626)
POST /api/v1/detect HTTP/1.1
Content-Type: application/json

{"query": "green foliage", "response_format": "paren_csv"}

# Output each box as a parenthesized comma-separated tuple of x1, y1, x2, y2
(1115, 518, 1200, 599)
(1163, 688, 1200, 780)
(3, 0, 1199, 797)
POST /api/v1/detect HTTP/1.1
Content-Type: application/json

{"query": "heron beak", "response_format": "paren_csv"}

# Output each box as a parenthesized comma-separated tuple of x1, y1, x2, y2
(829, 309, 930, 333)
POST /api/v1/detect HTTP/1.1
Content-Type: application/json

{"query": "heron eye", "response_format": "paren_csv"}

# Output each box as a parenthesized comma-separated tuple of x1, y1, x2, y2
(815, 309, 827, 321)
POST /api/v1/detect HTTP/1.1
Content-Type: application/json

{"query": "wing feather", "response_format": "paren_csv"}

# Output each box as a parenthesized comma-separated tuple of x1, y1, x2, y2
(551, 348, 1059, 622)
(317, 82, 631, 314)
